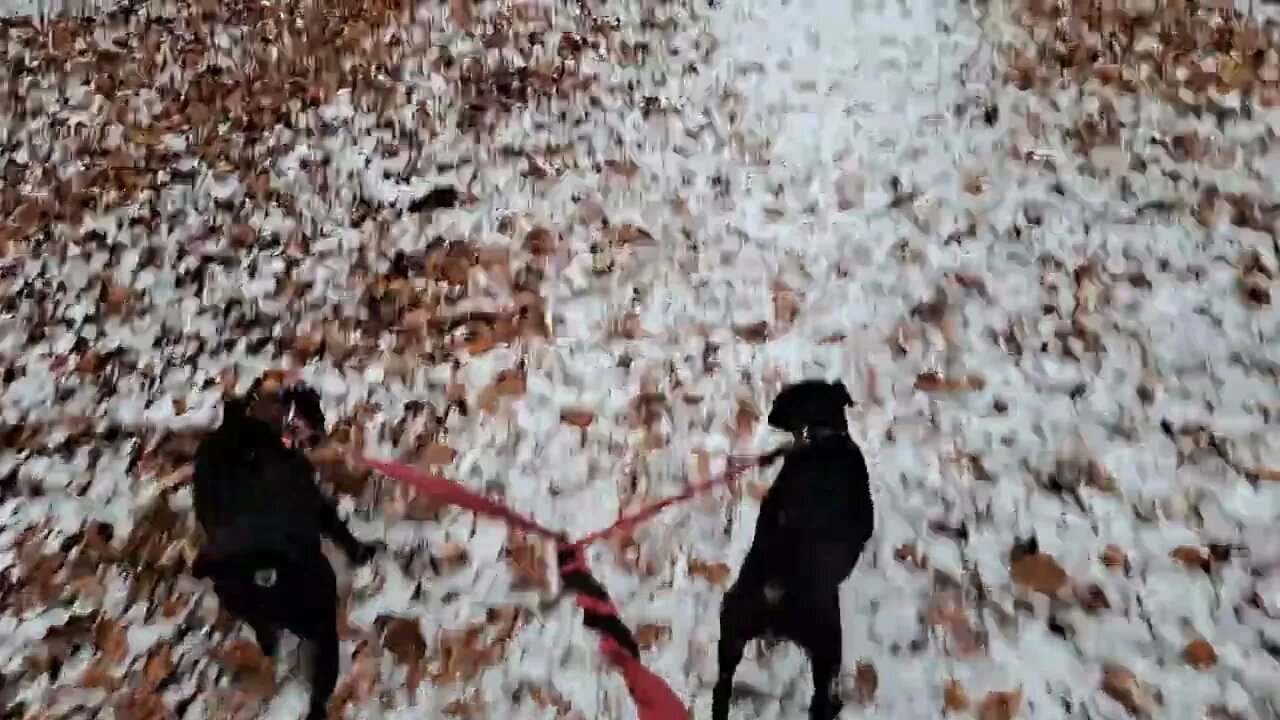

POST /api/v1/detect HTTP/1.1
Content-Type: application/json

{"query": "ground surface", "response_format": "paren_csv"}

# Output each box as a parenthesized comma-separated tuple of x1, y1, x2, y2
(3, 0, 1280, 718)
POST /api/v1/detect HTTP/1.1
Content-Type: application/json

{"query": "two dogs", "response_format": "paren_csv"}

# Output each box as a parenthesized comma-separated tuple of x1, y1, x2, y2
(713, 380, 875, 720)
(191, 379, 375, 720)
(190, 378, 870, 720)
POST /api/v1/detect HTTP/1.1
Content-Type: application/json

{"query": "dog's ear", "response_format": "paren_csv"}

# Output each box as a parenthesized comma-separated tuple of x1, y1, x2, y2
(766, 388, 802, 433)
(284, 383, 326, 434)
(222, 395, 253, 424)
(834, 381, 854, 408)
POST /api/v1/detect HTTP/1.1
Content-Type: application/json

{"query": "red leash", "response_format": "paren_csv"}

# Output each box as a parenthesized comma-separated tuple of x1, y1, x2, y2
(362, 453, 762, 720)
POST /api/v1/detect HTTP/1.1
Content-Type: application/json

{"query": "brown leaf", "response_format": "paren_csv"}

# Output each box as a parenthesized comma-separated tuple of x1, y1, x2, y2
(1075, 584, 1111, 611)
(607, 223, 656, 246)
(635, 623, 671, 650)
(142, 644, 172, 690)
(1183, 638, 1217, 669)
(1170, 546, 1210, 572)
(465, 325, 495, 355)
(772, 288, 801, 326)
(495, 369, 527, 396)
(1100, 544, 1128, 571)
(380, 616, 428, 664)
(852, 661, 878, 705)
(94, 617, 128, 663)
(688, 558, 732, 586)
(420, 443, 457, 467)
(914, 371, 982, 393)
(1101, 664, 1152, 717)
(1009, 553, 1068, 596)
(943, 679, 970, 712)
(506, 532, 548, 590)
(733, 321, 770, 343)
(560, 408, 596, 428)
(894, 544, 927, 568)
(79, 659, 120, 691)
(525, 226, 556, 255)
(978, 689, 1023, 720)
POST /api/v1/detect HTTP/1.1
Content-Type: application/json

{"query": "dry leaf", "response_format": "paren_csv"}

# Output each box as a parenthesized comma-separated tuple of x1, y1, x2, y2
(94, 617, 128, 663)
(635, 624, 671, 650)
(420, 443, 457, 466)
(506, 532, 548, 590)
(943, 679, 970, 712)
(1101, 664, 1154, 717)
(894, 544, 926, 568)
(1170, 546, 1210, 572)
(1100, 544, 1128, 571)
(688, 558, 731, 585)
(380, 616, 428, 664)
(733, 321, 770, 343)
(560, 408, 596, 428)
(852, 661, 878, 705)
(1009, 553, 1068, 596)
(1183, 638, 1217, 669)
(978, 689, 1023, 720)
(142, 644, 172, 690)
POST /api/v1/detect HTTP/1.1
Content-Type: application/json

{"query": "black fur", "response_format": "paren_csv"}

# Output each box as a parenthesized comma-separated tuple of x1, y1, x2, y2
(713, 380, 873, 720)
(192, 382, 375, 720)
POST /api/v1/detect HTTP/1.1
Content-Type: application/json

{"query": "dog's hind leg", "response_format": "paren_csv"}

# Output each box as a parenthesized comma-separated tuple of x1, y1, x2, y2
(280, 557, 341, 720)
(803, 591, 844, 720)
(712, 582, 769, 720)
(711, 622, 747, 720)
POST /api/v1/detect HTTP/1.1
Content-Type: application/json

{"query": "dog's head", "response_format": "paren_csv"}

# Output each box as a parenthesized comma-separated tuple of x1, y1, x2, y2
(225, 375, 327, 449)
(766, 380, 853, 435)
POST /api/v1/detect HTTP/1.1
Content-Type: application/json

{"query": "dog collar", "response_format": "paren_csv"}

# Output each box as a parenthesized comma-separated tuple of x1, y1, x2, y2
(797, 426, 848, 443)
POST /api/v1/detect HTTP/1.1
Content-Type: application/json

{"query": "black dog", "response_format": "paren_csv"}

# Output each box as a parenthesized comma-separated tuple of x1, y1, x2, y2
(191, 380, 376, 720)
(712, 380, 874, 720)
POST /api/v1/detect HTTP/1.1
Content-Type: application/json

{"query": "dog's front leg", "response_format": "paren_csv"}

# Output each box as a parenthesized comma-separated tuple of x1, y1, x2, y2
(318, 497, 377, 564)
(805, 594, 844, 720)
(246, 616, 280, 658)
(305, 626, 339, 720)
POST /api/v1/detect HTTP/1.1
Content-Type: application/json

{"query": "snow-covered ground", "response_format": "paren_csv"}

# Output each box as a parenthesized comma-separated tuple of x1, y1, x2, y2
(3, 0, 1280, 718)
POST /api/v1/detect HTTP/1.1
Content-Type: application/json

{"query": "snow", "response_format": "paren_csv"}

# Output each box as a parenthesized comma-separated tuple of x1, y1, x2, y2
(3, 0, 1280, 717)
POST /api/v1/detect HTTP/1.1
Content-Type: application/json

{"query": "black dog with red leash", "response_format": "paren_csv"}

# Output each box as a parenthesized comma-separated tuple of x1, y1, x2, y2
(713, 380, 875, 720)
(191, 379, 376, 720)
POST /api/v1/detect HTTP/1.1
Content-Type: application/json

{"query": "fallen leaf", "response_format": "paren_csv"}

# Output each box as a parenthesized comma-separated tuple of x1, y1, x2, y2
(733, 321, 770, 343)
(434, 542, 470, 573)
(506, 532, 548, 590)
(419, 443, 457, 466)
(379, 616, 428, 665)
(894, 544, 927, 568)
(93, 617, 128, 663)
(1100, 544, 1128, 571)
(688, 558, 731, 585)
(943, 679, 970, 712)
(852, 661, 878, 705)
(1009, 552, 1068, 596)
(1101, 664, 1154, 717)
(635, 624, 671, 650)
(142, 644, 172, 690)
(1170, 546, 1210, 572)
(977, 689, 1023, 720)
(1183, 638, 1217, 669)
(79, 659, 120, 691)
(560, 408, 596, 428)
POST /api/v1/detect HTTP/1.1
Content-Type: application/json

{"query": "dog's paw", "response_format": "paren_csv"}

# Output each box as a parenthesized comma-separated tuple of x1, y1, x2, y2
(352, 542, 382, 565)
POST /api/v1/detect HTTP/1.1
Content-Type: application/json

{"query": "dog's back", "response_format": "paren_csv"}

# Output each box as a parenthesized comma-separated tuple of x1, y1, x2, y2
(193, 403, 325, 564)
(768, 437, 872, 545)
